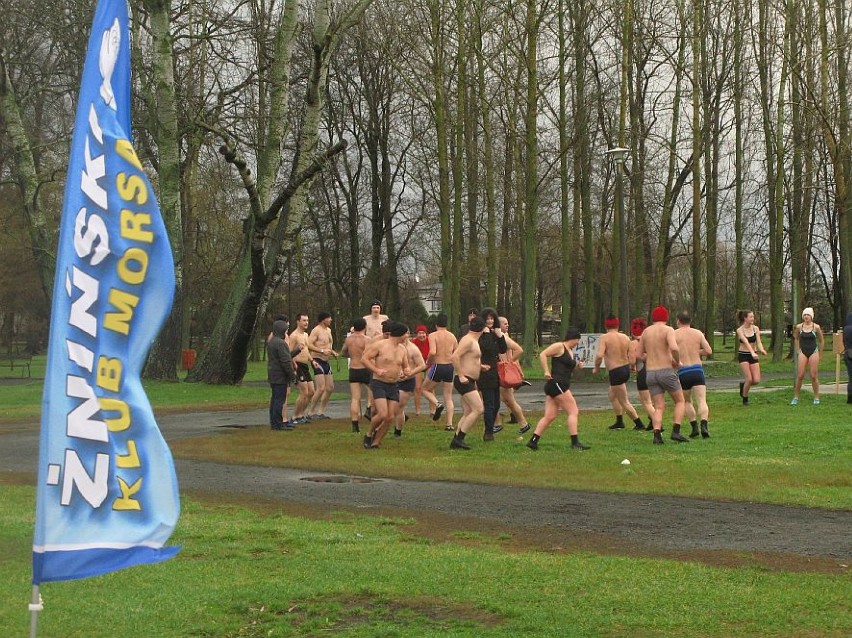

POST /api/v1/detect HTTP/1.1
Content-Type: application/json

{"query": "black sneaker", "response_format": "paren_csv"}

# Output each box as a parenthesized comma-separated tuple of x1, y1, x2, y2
(352, 423, 360, 433)
(645, 423, 654, 431)
(653, 431, 664, 445)
(518, 424, 531, 435)
(526, 438, 539, 451)
(571, 441, 590, 451)
(701, 423, 710, 439)
(432, 403, 444, 421)
(363, 433, 373, 449)
(450, 436, 470, 450)
(483, 431, 495, 442)
(364, 407, 372, 420)
(393, 428, 403, 437)
(444, 424, 456, 431)
(742, 396, 750, 406)
(493, 425, 503, 434)
(671, 432, 690, 443)
(633, 423, 646, 431)
(508, 413, 518, 424)
(689, 425, 700, 438)
(608, 422, 625, 430)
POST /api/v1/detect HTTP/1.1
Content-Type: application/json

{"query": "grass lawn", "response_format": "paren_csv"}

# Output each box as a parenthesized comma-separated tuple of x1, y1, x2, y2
(1, 353, 850, 636)
(1, 484, 850, 637)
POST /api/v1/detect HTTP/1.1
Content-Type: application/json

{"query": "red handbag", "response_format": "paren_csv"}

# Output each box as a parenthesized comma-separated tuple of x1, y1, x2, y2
(497, 359, 524, 388)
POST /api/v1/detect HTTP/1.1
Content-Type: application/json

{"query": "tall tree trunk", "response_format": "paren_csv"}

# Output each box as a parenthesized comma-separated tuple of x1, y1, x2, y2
(654, 2, 690, 303)
(734, 0, 745, 315)
(141, 0, 184, 381)
(789, 0, 806, 323)
(0, 48, 54, 301)
(558, 0, 572, 330)
(521, 0, 539, 356)
(567, 0, 595, 331)
(430, 0, 456, 327)
(188, 0, 371, 383)
(757, 0, 790, 360)
(451, 0, 467, 322)
(835, 0, 852, 314)
(690, 0, 704, 327)
(474, 0, 497, 308)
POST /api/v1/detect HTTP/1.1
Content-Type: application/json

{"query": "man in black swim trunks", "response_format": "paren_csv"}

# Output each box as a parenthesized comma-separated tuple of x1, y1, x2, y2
(448, 317, 486, 450)
(341, 317, 371, 432)
(675, 312, 713, 438)
(594, 315, 646, 431)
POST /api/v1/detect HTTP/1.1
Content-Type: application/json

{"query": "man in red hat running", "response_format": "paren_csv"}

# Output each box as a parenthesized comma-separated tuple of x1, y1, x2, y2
(635, 306, 687, 444)
(593, 314, 646, 431)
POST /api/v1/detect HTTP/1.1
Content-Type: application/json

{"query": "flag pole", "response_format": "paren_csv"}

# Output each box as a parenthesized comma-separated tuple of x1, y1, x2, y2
(29, 584, 42, 638)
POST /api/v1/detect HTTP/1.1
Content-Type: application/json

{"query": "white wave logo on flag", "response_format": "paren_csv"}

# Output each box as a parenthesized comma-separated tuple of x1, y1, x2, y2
(32, 0, 180, 584)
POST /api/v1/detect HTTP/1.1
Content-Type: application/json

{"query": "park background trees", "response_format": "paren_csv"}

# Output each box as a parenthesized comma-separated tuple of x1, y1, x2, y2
(1, 0, 850, 379)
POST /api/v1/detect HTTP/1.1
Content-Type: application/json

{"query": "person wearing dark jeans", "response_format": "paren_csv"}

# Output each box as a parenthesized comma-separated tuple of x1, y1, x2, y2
(844, 312, 852, 404)
(268, 318, 296, 430)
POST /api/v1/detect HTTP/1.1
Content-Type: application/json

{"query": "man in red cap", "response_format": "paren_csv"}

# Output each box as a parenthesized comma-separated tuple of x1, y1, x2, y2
(635, 305, 688, 444)
(411, 324, 431, 415)
(593, 314, 646, 431)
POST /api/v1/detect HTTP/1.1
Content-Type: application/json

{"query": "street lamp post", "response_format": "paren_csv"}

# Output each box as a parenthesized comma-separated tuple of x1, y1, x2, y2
(606, 147, 630, 325)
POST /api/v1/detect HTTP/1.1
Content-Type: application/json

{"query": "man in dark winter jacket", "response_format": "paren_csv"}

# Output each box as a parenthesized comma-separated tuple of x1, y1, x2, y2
(268, 318, 296, 430)
(844, 312, 852, 404)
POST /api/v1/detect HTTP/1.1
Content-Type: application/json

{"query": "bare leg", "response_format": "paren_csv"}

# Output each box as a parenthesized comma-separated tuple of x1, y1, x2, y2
(808, 354, 820, 400)
(396, 391, 412, 431)
(682, 388, 697, 423)
(441, 382, 455, 428)
(421, 378, 439, 414)
(414, 374, 423, 414)
(294, 381, 314, 419)
(793, 353, 807, 399)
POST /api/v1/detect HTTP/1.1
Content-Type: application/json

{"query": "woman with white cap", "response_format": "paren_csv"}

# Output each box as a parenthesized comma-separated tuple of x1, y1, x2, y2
(791, 307, 825, 405)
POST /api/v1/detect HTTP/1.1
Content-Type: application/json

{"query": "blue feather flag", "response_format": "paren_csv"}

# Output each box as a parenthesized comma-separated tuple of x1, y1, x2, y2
(32, 0, 180, 585)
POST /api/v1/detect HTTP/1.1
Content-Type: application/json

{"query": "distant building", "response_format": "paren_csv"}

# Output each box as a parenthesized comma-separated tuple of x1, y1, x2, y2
(417, 281, 443, 315)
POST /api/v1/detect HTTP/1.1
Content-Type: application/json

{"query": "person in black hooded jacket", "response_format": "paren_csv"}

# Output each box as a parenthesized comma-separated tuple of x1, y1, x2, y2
(844, 312, 852, 404)
(268, 318, 296, 430)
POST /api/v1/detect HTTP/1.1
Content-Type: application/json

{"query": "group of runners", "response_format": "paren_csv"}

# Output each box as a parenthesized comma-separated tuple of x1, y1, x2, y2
(266, 300, 840, 446)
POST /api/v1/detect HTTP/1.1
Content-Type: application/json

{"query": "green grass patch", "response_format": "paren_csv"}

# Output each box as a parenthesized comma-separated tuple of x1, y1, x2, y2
(1, 485, 849, 637)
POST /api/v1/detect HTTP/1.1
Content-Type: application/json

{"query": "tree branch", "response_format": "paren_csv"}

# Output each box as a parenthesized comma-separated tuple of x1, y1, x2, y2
(264, 138, 349, 223)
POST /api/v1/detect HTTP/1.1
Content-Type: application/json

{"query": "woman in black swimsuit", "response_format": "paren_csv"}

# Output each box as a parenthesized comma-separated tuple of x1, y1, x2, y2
(526, 327, 590, 451)
(736, 310, 767, 405)
(791, 307, 824, 405)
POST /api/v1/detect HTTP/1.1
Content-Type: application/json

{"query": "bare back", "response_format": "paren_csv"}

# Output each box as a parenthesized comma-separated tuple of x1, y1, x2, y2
(342, 332, 368, 368)
(428, 327, 458, 364)
(675, 326, 711, 366)
(597, 331, 631, 369)
(638, 323, 680, 370)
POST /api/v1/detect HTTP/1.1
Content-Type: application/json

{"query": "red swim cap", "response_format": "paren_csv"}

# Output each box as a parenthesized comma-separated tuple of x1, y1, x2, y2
(651, 305, 669, 323)
(416, 325, 428, 334)
(604, 316, 620, 329)
(630, 317, 646, 337)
